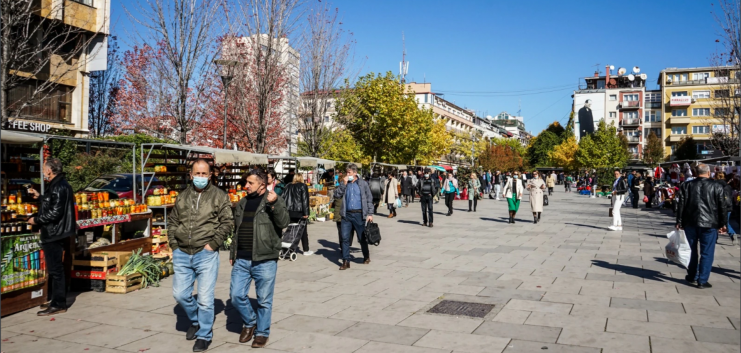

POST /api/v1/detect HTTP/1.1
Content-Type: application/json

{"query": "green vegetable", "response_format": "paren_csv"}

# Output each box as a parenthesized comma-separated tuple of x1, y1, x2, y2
(118, 249, 161, 288)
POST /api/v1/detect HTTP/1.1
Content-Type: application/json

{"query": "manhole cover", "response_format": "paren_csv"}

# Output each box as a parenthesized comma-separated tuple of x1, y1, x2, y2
(427, 300, 494, 318)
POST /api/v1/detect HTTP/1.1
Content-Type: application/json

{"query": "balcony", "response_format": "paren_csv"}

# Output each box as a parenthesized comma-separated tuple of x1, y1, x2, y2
(669, 134, 688, 142)
(619, 101, 640, 109)
(645, 101, 662, 109)
(669, 96, 693, 106)
(625, 135, 641, 144)
(629, 153, 641, 160)
(668, 116, 691, 124)
(666, 78, 739, 86)
(621, 118, 641, 127)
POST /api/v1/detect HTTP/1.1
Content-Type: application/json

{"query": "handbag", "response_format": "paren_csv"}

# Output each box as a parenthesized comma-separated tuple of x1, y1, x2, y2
(363, 221, 382, 246)
(643, 195, 649, 203)
(543, 195, 549, 206)
(609, 207, 613, 217)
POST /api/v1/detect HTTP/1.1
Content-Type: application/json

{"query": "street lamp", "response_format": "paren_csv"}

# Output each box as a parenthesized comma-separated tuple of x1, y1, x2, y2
(215, 60, 239, 149)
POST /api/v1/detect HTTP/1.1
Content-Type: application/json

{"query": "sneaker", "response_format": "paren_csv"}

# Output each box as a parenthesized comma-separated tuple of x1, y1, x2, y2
(732, 234, 738, 246)
(302, 251, 314, 256)
(607, 226, 618, 231)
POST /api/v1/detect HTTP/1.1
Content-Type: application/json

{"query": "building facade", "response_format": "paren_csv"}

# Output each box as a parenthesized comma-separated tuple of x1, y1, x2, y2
(490, 111, 531, 147)
(658, 66, 738, 158)
(5, 0, 111, 137)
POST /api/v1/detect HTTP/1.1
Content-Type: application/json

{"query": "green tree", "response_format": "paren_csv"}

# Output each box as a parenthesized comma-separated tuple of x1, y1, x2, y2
(564, 112, 576, 139)
(527, 130, 560, 167)
(549, 136, 579, 172)
(674, 137, 698, 160)
(298, 128, 371, 165)
(642, 131, 664, 167)
(545, 121, 566, 139)
(575, 120, 629, 171)
(336, 72, 434, 164)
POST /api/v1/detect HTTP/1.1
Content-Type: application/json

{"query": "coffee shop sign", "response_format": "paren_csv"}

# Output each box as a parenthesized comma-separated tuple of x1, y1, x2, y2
(6, 120, 52, 133)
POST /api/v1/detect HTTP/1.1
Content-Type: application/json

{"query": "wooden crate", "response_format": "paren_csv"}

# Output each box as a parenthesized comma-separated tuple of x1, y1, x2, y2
(72, 254, 117, 268)
(105, 272, 143, 294)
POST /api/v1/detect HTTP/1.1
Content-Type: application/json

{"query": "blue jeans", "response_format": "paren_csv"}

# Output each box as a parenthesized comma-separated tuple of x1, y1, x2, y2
(230, 258, 278, 337)
(172, 248, 220, 341)
(341, 212, 369, 261)
(727, 212, 736, 236)
(684, 227, 718, 284)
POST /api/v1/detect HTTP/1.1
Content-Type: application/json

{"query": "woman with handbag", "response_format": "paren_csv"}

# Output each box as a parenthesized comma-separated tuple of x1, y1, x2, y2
(467, 172, 481, 212)
(381, 171, 399, 218)
(502, 171, 524, 223)
(643, 176, 654, 209)
(528, 171, 546, 223)
(283, 174, 312, 255)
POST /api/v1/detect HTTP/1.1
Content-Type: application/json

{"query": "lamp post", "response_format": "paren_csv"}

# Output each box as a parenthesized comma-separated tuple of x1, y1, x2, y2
(215, 60, 238, 149)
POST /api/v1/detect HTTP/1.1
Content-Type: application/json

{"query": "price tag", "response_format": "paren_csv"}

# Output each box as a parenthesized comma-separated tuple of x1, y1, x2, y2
(31, 289, 43, 299)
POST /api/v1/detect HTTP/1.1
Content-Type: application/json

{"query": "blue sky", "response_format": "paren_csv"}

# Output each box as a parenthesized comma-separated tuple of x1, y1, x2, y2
(111, 0, 725, 133)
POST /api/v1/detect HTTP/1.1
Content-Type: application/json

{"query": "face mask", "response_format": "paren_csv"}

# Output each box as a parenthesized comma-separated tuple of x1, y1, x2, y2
(424, 174, 429, 178)
(514, 176, 519, 179)
(348, 175, 354, 181)
(193, 176, 209, 189)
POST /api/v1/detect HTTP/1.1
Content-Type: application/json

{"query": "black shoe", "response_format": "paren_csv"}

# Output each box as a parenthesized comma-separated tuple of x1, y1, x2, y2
(468, 209, 472, 212)
(512, 217, 516, 224)
(685, 275, 696, 284)
(534, 217, 538, 224)
(37, 306, 66, 316)
(186, 325, 200, 341)
(193, 339, 211, 352)
(446, 213, 451, 216)
(429, 223, 433, 228)
(538, 213, 541, 220)
(423, 223, 428, 227)
(697, 282, 713, 289)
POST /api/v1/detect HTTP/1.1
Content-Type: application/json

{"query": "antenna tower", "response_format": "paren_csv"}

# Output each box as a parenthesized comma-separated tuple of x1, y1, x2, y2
(400, 32, 409, 83)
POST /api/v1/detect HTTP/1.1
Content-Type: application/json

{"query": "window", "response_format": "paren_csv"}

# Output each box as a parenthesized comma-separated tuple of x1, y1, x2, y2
(692, 108, 710, 116)
(692, 125, 710, 134)
(7, 81, 72, 122)
(715, 89, 730, 98)
(692, 90, 710, 99)
(645, 110, 661, 122)
(672, 109, 687, 117)
(713, 124, 730, 133)
(645, 92, 661, 102)
(645, 128, 662, 138)
(697, 142, 711, 154)
(672, 127, 687, 135)
(681, 74, 688, 81)
(624, 111, 638, 120)
(692, 72, 709, 80)
(324, 116, 330, 123)
(609, 95, 617, 101)
(424, 94, 428, 103)
(623, 94, 639, 101)
(671, 145, 677, 154)
(609, 112, 616, 118)
(70, 0, 94, 6)
(714, 108, 730, 117)
(671, 91, 688, 97)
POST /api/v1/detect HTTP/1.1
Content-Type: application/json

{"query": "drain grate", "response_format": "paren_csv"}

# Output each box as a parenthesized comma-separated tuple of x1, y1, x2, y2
(427, 300, 494, 318)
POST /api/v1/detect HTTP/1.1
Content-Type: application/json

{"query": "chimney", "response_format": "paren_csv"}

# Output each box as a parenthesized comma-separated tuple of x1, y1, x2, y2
(605, 65, 611, 88)
(594, 71, 599, 77)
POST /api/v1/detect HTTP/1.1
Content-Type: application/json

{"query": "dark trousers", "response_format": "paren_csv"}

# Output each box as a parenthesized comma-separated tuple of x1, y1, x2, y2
(468, 199, 478, 211)
(372, 199, 380, 214)
(404, 194, 414, 204)
(645, 194, 653, 208)
(548, 187, 553, 196)
(341, 212, 369, 261)
(289, 217, 309, 251)
(684, 227, 717, 284)
(631, 189, 639, 208)
(444, 192, 455, 214)
(42, 240, 66, 308)
(421, 195, 433, 224)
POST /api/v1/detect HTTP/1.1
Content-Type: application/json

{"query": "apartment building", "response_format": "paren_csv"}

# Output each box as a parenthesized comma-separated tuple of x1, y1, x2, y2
(572, 65, 647, 160)
(406, 82, 478, 134)
(4, 0, 111, 137)
(491, 111, 531, 147)
(658, 66, 738, 158)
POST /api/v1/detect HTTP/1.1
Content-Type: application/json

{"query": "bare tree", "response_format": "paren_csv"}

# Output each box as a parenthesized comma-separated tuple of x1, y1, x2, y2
(124, 0, 226, 144)
(296, 4, 355, 157)
(707, 0, 741, 156)
(88, 36, 120, 137)
(229, 0, 304, 154)
(1, 0, 102, 123)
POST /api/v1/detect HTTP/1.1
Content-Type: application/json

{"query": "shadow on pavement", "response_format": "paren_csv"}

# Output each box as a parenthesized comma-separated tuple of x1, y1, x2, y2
(480, 217, 509, 224)
(590, 260, 688, 285)
(565, 222, 606, 230)
(172, 298, 226, 333)
(397, 220, 422, 225)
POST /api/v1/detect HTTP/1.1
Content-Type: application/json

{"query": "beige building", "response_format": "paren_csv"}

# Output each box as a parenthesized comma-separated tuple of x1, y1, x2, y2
(406, 82, 478, 134)
(6, 0, 111, 137)
(658, 66, 738, 158)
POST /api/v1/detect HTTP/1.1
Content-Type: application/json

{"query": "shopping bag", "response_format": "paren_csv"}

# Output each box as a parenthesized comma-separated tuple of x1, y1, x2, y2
(364, 221, 382, 246)
(664, 230, 691, 268)
(643, 196, 649, 203)
(608, 207, 613, 217)
(395, 197, 403, 209)
(543, 195, 549, 206)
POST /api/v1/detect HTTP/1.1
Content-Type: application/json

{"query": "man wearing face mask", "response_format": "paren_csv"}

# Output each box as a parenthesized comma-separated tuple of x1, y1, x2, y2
(334, 164, 374, 270)
(416, 169, 437, 227)
(230, 168, 289, 348)
(168, 159, 233, 352)
(27, 158, 75, 316)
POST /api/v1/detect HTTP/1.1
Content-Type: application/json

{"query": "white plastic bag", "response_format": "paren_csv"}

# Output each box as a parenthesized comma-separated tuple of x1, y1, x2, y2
(665, 230, 691, 268)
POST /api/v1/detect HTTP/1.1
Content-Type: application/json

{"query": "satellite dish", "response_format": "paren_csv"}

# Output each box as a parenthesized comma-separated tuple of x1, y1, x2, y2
(633, 66, 640, 74)
(628, 74, 635, 81)
(640, 73, 647, 80)
(618, 67, 626, 76)
(667, 77, 673, 83)
(486, 115, 492, 120)
(609, 65, 615, 71)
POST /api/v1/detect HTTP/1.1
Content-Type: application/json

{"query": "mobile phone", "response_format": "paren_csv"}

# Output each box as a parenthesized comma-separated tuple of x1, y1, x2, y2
(23, 184, 33, 190)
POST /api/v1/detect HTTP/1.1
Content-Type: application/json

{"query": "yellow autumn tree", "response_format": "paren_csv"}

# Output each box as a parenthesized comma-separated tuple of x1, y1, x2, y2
(452, 130, 488, 166)
(415, 116, 453, 165)
(549, 135, 579, 172)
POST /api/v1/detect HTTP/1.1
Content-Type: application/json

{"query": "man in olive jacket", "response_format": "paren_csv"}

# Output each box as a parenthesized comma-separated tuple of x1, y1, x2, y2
(229, 169, 289, 348)
(168, 160, 233, 352)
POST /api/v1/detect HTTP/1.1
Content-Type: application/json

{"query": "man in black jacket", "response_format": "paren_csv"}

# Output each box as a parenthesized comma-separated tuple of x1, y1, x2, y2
(368, 173, 382, 214)
(28, 158, 75, 316)
(630, 172, 641, 208)
(676, 164, 728, 288)
(416, 169, 438, 227)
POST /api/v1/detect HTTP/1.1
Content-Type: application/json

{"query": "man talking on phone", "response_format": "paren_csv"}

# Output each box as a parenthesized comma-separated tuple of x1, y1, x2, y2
(333, 164, 374, 270)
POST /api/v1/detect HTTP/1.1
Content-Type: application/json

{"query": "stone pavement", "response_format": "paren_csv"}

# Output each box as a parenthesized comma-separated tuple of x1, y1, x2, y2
(2, 187, 740, 353)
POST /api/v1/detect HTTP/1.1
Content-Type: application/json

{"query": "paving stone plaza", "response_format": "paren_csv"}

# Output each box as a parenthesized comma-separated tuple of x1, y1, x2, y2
(1, 189, 739, 353)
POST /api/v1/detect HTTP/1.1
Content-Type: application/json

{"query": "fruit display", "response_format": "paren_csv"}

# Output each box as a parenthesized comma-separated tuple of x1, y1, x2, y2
(146, 189, 178, 206)
(228, 185, 248, 202)
(75, 192, 147, 220)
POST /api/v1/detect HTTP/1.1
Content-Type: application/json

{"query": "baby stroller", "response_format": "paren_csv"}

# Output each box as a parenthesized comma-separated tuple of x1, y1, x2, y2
(279, 219, 306, 261)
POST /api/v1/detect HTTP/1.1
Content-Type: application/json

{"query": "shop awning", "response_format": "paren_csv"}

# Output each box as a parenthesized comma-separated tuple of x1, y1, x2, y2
(438, 164, 454, 171)
(297, 157, 318, 168)
(1, 130, 45, 144)
(317, 159, 336, 169)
